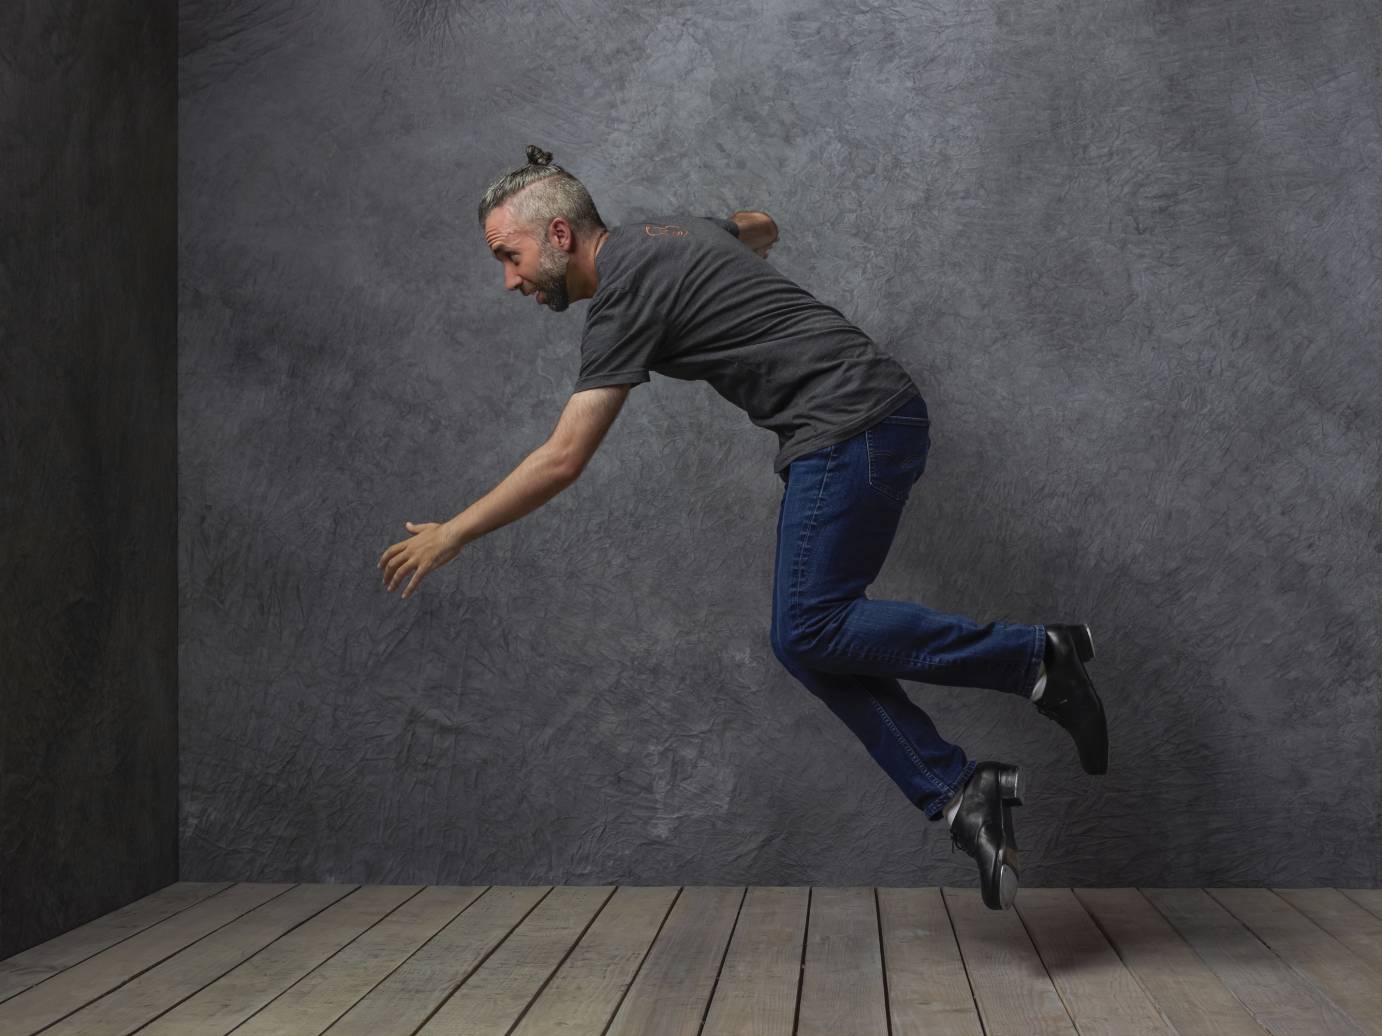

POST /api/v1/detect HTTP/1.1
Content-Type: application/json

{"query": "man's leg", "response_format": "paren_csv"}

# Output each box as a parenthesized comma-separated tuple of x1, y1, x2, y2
(769, 408, 1039, 818)
(772, 653, 979, 822)
(773, 414, 1044, 698)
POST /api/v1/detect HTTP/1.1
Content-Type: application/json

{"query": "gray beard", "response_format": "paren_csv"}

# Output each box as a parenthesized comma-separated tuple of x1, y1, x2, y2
(535, 242, 571, 312)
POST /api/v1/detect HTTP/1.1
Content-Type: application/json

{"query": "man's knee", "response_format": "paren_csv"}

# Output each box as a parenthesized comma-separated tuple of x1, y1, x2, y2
(771, 612, 835, 671)
(769, 618, 791, 669)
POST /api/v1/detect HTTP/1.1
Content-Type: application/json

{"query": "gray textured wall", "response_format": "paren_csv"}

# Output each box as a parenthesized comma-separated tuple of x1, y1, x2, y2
(1, 4, 178, 956)
(178, 0, 1380, 888)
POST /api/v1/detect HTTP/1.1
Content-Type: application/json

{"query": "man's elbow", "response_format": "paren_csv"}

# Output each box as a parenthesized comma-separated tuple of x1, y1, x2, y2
(730, 211, 779, 256)
(545, 443, 586, 483)
(732, 210, 775, 232)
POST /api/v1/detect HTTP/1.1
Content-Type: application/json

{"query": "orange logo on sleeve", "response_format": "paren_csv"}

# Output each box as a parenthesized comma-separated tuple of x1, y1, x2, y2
(643, 223, 688, 237)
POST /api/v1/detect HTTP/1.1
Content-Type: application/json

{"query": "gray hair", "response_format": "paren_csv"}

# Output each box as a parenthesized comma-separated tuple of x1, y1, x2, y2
(476, 144, 606, 240)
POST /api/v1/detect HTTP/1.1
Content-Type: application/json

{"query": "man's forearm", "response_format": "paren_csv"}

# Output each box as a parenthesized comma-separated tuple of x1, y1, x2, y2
(444, 444, 576, 546)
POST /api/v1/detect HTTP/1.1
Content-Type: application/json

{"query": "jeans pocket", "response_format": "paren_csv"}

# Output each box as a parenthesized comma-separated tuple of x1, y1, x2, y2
(865, 416, 931, 504)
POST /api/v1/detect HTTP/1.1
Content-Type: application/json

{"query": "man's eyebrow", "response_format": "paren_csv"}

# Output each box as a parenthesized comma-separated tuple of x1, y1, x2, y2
(489, 243, 512, 258)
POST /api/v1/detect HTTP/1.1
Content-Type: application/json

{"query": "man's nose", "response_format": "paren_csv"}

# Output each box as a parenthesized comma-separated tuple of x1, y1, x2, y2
(505, 268, 523, 292)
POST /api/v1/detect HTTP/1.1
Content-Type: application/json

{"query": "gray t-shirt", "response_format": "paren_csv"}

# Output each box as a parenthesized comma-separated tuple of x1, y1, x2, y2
(575, 214, 920, 475)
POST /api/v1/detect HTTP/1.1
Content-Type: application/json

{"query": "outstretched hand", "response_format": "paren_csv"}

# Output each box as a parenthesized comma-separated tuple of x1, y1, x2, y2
(378, 520, 465, 599)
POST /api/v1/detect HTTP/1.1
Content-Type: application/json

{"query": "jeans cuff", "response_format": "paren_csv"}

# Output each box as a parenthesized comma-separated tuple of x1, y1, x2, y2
(1020, 623, 1047, 697)
(924, 757, 978, 820)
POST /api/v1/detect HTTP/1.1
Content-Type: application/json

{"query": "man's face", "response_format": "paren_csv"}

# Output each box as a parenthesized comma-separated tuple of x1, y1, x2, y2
(484, 208, 571, 312)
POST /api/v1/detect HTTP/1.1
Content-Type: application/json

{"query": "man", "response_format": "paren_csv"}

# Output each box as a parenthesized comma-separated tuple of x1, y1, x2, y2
(377, 145, 1109, 910)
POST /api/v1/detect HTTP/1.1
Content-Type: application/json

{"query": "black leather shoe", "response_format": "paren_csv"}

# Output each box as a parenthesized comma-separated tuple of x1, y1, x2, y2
(947, 762, 1023, 910)
(1036, 623, 1108, 775)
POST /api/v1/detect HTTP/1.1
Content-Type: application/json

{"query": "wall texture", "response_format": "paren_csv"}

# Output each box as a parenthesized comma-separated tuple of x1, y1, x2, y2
(1, 4, 178, 956)
(178, 0, 1380, 887)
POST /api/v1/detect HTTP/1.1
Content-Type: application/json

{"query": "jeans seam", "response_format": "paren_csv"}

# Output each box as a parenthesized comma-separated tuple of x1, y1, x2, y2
(836, 645, 1028, 685)
(931, 758, 979, 818)
(864, 428, 907, 504)
(866, 691, 954, 796)
(789, 444, 837, 639)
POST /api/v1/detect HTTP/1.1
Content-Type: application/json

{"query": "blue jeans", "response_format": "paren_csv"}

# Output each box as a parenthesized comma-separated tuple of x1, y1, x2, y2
(770, 393, 1046, 821)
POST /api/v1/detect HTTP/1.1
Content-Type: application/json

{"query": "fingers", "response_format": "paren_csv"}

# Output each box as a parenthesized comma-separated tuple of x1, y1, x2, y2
(380, 547, 411, 590)
(385, 558, 413, 592)
(379, 523, 437, 598)
(395, 558, 428, 598)
(379, 549, 400, 581)
(377, 522, 423, 569)
(381, 551, 430, 597)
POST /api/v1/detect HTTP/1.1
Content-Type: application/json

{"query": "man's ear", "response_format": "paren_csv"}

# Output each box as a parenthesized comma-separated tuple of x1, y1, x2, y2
(548, 216, 575, 252)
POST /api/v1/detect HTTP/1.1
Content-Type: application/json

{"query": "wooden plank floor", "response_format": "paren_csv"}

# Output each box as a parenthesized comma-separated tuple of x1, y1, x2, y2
(2, 884, 1381, 1035)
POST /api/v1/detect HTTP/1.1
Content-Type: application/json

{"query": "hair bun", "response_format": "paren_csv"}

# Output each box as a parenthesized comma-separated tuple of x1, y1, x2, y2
(525, 144, 553, 167)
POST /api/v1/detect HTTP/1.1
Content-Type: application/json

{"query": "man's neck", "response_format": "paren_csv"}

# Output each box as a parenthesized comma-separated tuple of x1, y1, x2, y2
(576, 228, 611, 301)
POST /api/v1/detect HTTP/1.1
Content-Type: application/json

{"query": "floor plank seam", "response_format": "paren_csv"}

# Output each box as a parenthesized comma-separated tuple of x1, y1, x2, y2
(503, 885, 619, 1036)
(1141, 887, 1292, 1036)
(597, 885, 684, 1036)
(790, 886, 812, 1036)
(65, 883, 308, 1035)
(1, 882, 239, 1006)
(414, 885, 555, 1035)
(1339, 890, 1382, 923)
(939, 887, 989, 1036)
(1011, 888, 1078, 1030)
(223, 884, 420, 1036)
(337, 884, 492, 1036)
(206, 883, 360, 1035)
(872, 888, 894, 1036)
(314, 883, 452, 1036)
(1223, 886, 1378, 1034)
(1072, 888, 1182, 1035)
(694, 886, 748, 1036)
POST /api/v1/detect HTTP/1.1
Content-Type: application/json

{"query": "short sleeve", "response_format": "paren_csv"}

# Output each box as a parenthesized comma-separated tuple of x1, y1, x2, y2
(701, 215, 740, 238)
(573, 288, 665, 392)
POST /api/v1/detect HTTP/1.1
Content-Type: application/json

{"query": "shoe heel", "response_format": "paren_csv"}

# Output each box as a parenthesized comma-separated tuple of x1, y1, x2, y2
(997, 764, 1023, 806)
(1001, 798, 1021, 852)
(1072, 623, 1095, 662)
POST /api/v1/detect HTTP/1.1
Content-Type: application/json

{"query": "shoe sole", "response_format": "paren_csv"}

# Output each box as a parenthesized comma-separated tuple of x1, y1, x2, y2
(998, 862, 1018, 909)
(989, 819, 1022, 910)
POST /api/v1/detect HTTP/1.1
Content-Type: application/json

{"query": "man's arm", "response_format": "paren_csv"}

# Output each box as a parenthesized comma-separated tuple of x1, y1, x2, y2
(547, 383, 634, 476)
(730, 210, 779, 258)
(443, 384, 633, 546)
